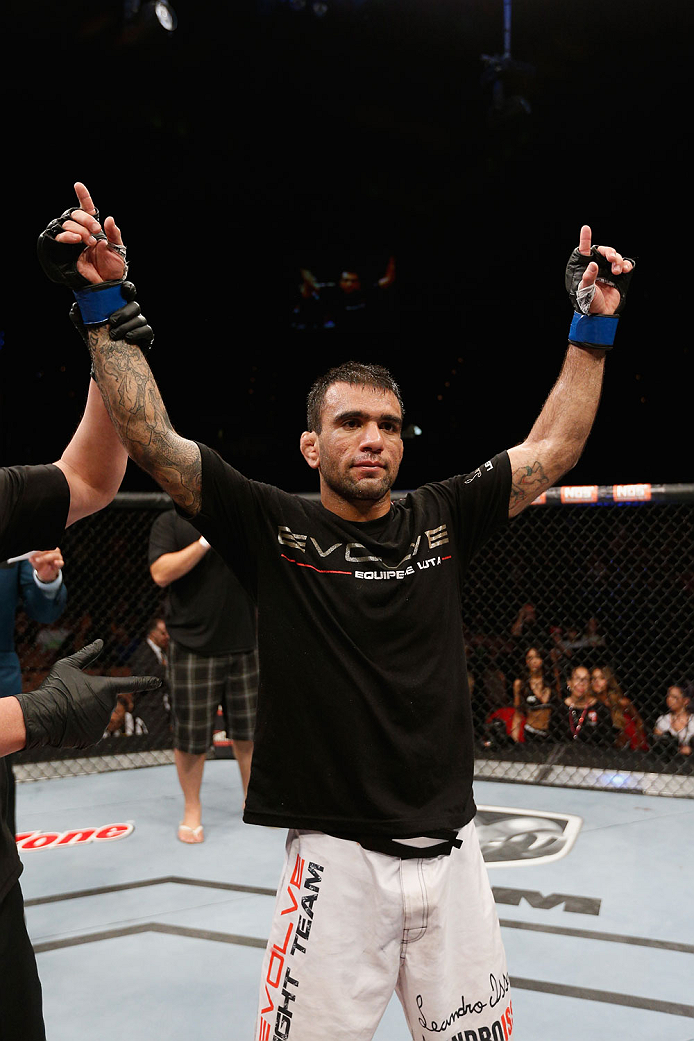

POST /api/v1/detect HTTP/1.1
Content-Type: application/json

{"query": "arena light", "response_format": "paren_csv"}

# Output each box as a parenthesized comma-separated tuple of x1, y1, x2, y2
(123, 0, 178, 41)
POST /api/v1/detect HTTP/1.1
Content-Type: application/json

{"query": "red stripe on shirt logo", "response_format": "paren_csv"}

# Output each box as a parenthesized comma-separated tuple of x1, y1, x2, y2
(281, 554, 351, 575)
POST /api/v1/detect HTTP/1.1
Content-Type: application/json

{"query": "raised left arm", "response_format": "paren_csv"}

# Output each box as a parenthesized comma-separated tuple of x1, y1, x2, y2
(506, 344, 605, 517)
(507, 226, 634, 518)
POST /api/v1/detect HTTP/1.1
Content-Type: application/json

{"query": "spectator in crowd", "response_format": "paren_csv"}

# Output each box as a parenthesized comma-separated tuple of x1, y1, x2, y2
(548, 624, 574, 685)
(653, 686, 694, 758)
(0, 548, 68, 835)
(291, 256, 396, 331)
(149, 510, 258, 843)
(552, 664, 612, 745)
(105, 689, 147, 737)
(106, 617, 172, 739)
(126, 615, 171, 739)
(591, 665, 648, 751)
(511, 646, 556, 744)
(507, 601, 546, 674)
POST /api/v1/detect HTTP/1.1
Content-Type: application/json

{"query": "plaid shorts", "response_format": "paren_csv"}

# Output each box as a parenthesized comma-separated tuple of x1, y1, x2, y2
(168, 641, 258, 754)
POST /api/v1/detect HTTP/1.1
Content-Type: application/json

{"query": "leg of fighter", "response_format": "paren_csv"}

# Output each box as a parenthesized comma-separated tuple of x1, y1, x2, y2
(395, 820, 513, 1041)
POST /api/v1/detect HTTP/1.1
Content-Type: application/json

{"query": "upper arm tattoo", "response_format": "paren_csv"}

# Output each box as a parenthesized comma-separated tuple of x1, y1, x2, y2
(509, 459, 550, 515)
(88, 331, 202, 514)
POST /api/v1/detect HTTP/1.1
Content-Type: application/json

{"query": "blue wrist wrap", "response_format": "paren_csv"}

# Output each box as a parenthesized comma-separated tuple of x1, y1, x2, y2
(73, 282, 128, 325)
(568, 312, 618, 349)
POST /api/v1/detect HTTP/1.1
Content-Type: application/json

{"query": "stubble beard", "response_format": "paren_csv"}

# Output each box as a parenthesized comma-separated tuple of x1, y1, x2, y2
(320, 461, 395, 503)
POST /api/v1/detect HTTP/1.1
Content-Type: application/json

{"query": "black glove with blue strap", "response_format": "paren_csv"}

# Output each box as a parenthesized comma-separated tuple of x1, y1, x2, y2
(38, 203, 153, 348)
(565, 245, 635, 349)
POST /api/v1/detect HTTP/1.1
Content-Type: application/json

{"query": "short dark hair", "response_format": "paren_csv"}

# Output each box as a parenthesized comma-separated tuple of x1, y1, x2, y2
(306, 361, 404, 433)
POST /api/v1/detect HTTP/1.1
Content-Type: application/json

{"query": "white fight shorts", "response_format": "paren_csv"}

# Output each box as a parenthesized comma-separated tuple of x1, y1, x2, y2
(255, 821, 513, 1041)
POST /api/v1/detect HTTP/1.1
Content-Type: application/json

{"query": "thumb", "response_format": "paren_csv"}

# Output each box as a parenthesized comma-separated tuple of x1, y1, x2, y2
(57, 639, 104, 672)
(579, 261, 598, 290)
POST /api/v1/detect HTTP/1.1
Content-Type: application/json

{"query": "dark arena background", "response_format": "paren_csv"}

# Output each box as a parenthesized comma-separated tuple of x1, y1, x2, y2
(5, 0, 693, 788)
(4, 5, 694, 1040)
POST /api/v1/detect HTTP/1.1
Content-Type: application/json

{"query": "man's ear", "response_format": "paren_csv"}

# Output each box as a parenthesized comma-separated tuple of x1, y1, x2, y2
(300, 431, 320, 470)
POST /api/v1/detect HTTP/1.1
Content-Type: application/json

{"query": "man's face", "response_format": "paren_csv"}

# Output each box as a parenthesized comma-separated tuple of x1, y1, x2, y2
(151, 620, 169, 650)
(307, 382, 404, 505)
(339, 271, 361, 295)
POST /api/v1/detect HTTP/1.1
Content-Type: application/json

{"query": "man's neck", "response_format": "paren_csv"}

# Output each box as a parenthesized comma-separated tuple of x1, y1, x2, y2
(319, 485, 392, 522)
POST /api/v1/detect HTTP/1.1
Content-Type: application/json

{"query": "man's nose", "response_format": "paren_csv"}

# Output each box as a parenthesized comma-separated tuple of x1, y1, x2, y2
(360, 422, 384, 449)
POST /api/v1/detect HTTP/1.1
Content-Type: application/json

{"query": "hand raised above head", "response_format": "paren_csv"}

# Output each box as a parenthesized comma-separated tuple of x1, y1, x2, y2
(38, 181, 128, 287)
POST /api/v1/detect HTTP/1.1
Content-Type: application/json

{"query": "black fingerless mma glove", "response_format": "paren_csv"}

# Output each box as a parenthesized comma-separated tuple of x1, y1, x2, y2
(38, 204, 130, 324)
(564, 245, 635, 349)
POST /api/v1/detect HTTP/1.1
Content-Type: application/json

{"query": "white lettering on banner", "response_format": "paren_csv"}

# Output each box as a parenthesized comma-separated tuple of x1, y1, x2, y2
(613, 484, 652, 502)
(560, 485, 598, 503)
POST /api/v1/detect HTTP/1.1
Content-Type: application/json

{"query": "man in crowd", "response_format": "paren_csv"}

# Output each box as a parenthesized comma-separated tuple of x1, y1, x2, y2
(43, 180, 633, 1040)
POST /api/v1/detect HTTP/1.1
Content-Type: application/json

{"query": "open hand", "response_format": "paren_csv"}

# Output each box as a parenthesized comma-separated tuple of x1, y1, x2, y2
(577, 225, 633, 316)
(54, 182, 126, 284)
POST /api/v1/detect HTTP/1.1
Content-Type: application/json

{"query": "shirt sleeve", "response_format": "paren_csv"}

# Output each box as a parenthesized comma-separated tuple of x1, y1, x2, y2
(175, 443, 264, 599)
(148, 509, 178, 566)
(0, 464, 70, 562)
(420, 451, 512, 576)
(20, 560, 68, 623)
(654, 713, 670, 734)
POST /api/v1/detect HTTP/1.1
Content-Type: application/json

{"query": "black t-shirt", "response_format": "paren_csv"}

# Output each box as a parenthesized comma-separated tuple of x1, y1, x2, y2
(184, 444, 511, 837)
(148, 509, 256, 656)
(0, 463, 70, 902)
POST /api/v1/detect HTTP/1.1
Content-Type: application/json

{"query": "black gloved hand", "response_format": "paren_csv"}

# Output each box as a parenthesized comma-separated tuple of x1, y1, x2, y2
(16, 640, 161, 750)
(565, 245, 635, 316)
(70, 282, 154, 350)
(37, 206, 107, 290)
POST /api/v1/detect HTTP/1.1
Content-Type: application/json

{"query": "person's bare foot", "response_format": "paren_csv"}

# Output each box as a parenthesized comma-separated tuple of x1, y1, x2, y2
(177, 822, 204, 844)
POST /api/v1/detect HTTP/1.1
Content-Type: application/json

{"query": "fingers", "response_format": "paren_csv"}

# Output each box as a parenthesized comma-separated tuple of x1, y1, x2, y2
(595, 244, 633, 276)
(58, 639, 104, 671)
(103, 215, 124, 246)
(56, 210, 103, 246)
(28, 548, 64, 571)
(74, 182, 97, 217)
(106, 676, 162, 695)
(578, 225, 592, 255)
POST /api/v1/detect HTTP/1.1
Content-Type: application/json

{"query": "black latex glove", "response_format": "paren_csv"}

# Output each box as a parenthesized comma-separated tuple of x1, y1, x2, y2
(16, 640, 161, 750)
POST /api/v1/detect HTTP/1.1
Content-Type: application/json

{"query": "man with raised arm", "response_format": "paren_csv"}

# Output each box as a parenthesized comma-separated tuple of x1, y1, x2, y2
(0, 202, 162, 1041)
(43, 182, 633, 1040)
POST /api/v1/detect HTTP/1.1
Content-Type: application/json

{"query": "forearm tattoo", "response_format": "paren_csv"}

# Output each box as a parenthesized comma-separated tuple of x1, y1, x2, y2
(88, 330, 202, 513)
(510, 459, 549, 510)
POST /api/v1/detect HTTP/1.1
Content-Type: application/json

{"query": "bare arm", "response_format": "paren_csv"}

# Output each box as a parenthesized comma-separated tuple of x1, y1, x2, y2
(506, 344, 605, 517)
(87, 325, 203, 514)
(506, 226, 633, 518)
(150, 538, 210, 587)
(54, 380, 129, 525)
(0, 698, 27, 757)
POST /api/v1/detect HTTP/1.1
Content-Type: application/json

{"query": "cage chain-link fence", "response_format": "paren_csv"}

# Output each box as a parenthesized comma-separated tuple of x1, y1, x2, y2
(13, 486, 694, 797)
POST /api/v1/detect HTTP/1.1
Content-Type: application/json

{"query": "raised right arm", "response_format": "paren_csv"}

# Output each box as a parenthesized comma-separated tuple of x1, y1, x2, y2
(87, 325, 203, 515)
